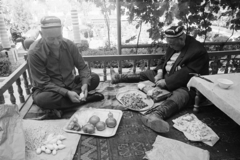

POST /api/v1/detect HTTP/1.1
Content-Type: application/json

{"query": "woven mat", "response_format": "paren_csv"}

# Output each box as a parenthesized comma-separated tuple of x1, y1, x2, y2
(72, 106, 240, 160)
(24, 81, 240, 160)
(74, 82, 240, 160)
(74, 110, 157, 160)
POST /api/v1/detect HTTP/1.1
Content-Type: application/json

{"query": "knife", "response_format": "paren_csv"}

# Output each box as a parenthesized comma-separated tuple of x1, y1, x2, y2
(189, 73, 213, 83)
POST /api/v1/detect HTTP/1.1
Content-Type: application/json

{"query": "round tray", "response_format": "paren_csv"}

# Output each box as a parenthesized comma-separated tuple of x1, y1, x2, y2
(116, 89, 154, 112)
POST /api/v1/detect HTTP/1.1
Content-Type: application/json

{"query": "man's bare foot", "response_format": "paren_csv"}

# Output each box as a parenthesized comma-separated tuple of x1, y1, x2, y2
(141, 113, 169, 133)
(110, 67, 120, 84)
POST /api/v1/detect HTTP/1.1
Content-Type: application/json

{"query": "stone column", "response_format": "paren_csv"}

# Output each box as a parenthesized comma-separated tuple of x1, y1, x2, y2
(71, 9, 81, 44)
(0, 14, 11, 49)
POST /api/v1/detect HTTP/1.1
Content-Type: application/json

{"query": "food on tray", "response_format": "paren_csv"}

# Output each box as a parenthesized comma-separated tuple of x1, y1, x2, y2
(152, 88, 163, 97)
(64, 109, 123, 137)
(72, 116, 78, 123)
(67, 116, 81, 131)
(105, 111, 117, 128)
(67, 112, 118, 133)
(89, 115, 101, 126)
(82, 123, 95, 134)
(72, 123, 81, 131)
(138, 83, 146, 90)
(108, 111, 114, 118)
(96, 121, 106, 131)
(138, 81, 172, 102)
(147, 87, 171, 102)
(120, 93, 148, 109)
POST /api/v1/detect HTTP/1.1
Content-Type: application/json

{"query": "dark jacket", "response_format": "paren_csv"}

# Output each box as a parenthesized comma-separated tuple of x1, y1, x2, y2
(155, 35, 209, 98)
(28, 38, 91, 96)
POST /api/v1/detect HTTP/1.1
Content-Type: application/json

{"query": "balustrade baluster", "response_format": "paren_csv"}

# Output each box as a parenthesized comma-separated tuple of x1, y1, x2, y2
(211, 56, 220, 74)
(0, 94, 5, 104)
(133, 60, 137, 74)
(225, 55, 231, 73)
(87, 62, 92, 73)
(118, 61, 122, 74)
(23, 71, 30, 95)
(147, 59, 151, 70)
(103, 61, 107, 81)
(219, 44, 225, 51)
(8, 85, 16, 104)
(16, 77, 25, 103)
(236, 60, 240, 72)
(24, 54, 32, 84)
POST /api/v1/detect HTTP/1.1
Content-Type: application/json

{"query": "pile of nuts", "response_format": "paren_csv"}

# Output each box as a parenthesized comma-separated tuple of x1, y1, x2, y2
(36, 134, 66, 155)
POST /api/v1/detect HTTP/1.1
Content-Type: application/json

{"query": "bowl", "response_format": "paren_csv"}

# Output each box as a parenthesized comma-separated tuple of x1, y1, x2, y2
(217, 78, 233, 89)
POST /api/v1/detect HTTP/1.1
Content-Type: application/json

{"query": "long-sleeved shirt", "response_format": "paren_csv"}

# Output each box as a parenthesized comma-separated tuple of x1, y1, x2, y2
(28, 38, 91, 96)
(165, 52, 180, 73)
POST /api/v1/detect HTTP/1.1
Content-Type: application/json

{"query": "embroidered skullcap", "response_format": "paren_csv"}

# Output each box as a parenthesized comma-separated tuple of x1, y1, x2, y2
(165, 26, 184, 38)
(40, 16, 62, 29)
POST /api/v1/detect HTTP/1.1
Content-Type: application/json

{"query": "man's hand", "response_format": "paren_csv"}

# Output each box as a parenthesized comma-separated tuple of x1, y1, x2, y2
(156, 79, 167, 89)
(154, 75, 162, 83)
(154, 69, 163, 83)
(67, 91, 81, 103)
(80, 84, 88, 101)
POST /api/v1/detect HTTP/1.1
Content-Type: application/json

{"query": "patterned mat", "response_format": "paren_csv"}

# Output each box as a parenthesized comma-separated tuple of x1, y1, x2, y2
(73, 106, 240, 160)
(73, 82, 240, 160)
(74, 110, 156, 160)
(25, 81, 240, 160)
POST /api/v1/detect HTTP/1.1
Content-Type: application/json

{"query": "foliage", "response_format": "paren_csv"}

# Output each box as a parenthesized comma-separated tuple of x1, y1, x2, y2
(1, 0, 239, 46)
(0, 54, 12, 76)
(7, 0, 34, 33)
(91, 0, 116, 49)
(119, 0, 240, 42)
(212, 35, 230, 42)
(76, 40, 89, 52)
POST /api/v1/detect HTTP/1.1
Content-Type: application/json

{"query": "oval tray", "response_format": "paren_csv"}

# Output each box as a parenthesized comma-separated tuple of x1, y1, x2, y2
(116, 89, 154, 112)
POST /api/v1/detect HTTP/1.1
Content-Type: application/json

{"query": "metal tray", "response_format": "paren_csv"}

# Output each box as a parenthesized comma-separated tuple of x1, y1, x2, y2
(63, 108, 123, 137)
(116, 89, 154, 112)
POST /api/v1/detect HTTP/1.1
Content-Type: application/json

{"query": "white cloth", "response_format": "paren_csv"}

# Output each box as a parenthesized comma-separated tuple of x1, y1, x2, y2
(187, 73, 240, 125)
(165, 52, 180, 73)
(144, 136, 210, 160)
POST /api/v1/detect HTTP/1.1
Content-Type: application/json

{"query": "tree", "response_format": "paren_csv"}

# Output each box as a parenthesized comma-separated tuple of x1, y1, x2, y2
(10, 0, 34, 33)
(120, 0, 240, 42)
(91, 0, 116, 49)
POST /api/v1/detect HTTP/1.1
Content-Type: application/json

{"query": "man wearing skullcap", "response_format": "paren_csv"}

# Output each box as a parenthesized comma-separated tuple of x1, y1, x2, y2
(28, 16, 104, 118)
(111, 25, 209, 133)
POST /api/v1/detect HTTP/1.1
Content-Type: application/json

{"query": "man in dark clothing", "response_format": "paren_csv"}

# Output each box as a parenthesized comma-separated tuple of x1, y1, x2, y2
(28, 16, 103, 118)
(111, 26, 209, 133)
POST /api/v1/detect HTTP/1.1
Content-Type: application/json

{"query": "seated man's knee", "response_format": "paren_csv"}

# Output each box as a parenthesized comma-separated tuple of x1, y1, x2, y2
(89, 72, 100, 90)
(168, 88, 189, 109)
(33, 92, 61, 109)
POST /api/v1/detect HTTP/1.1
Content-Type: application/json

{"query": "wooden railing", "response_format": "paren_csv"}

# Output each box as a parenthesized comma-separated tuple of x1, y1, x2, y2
(0, 61, 31, 105)
(84, 54, 164, 81)
(0, 42, 239, 111)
